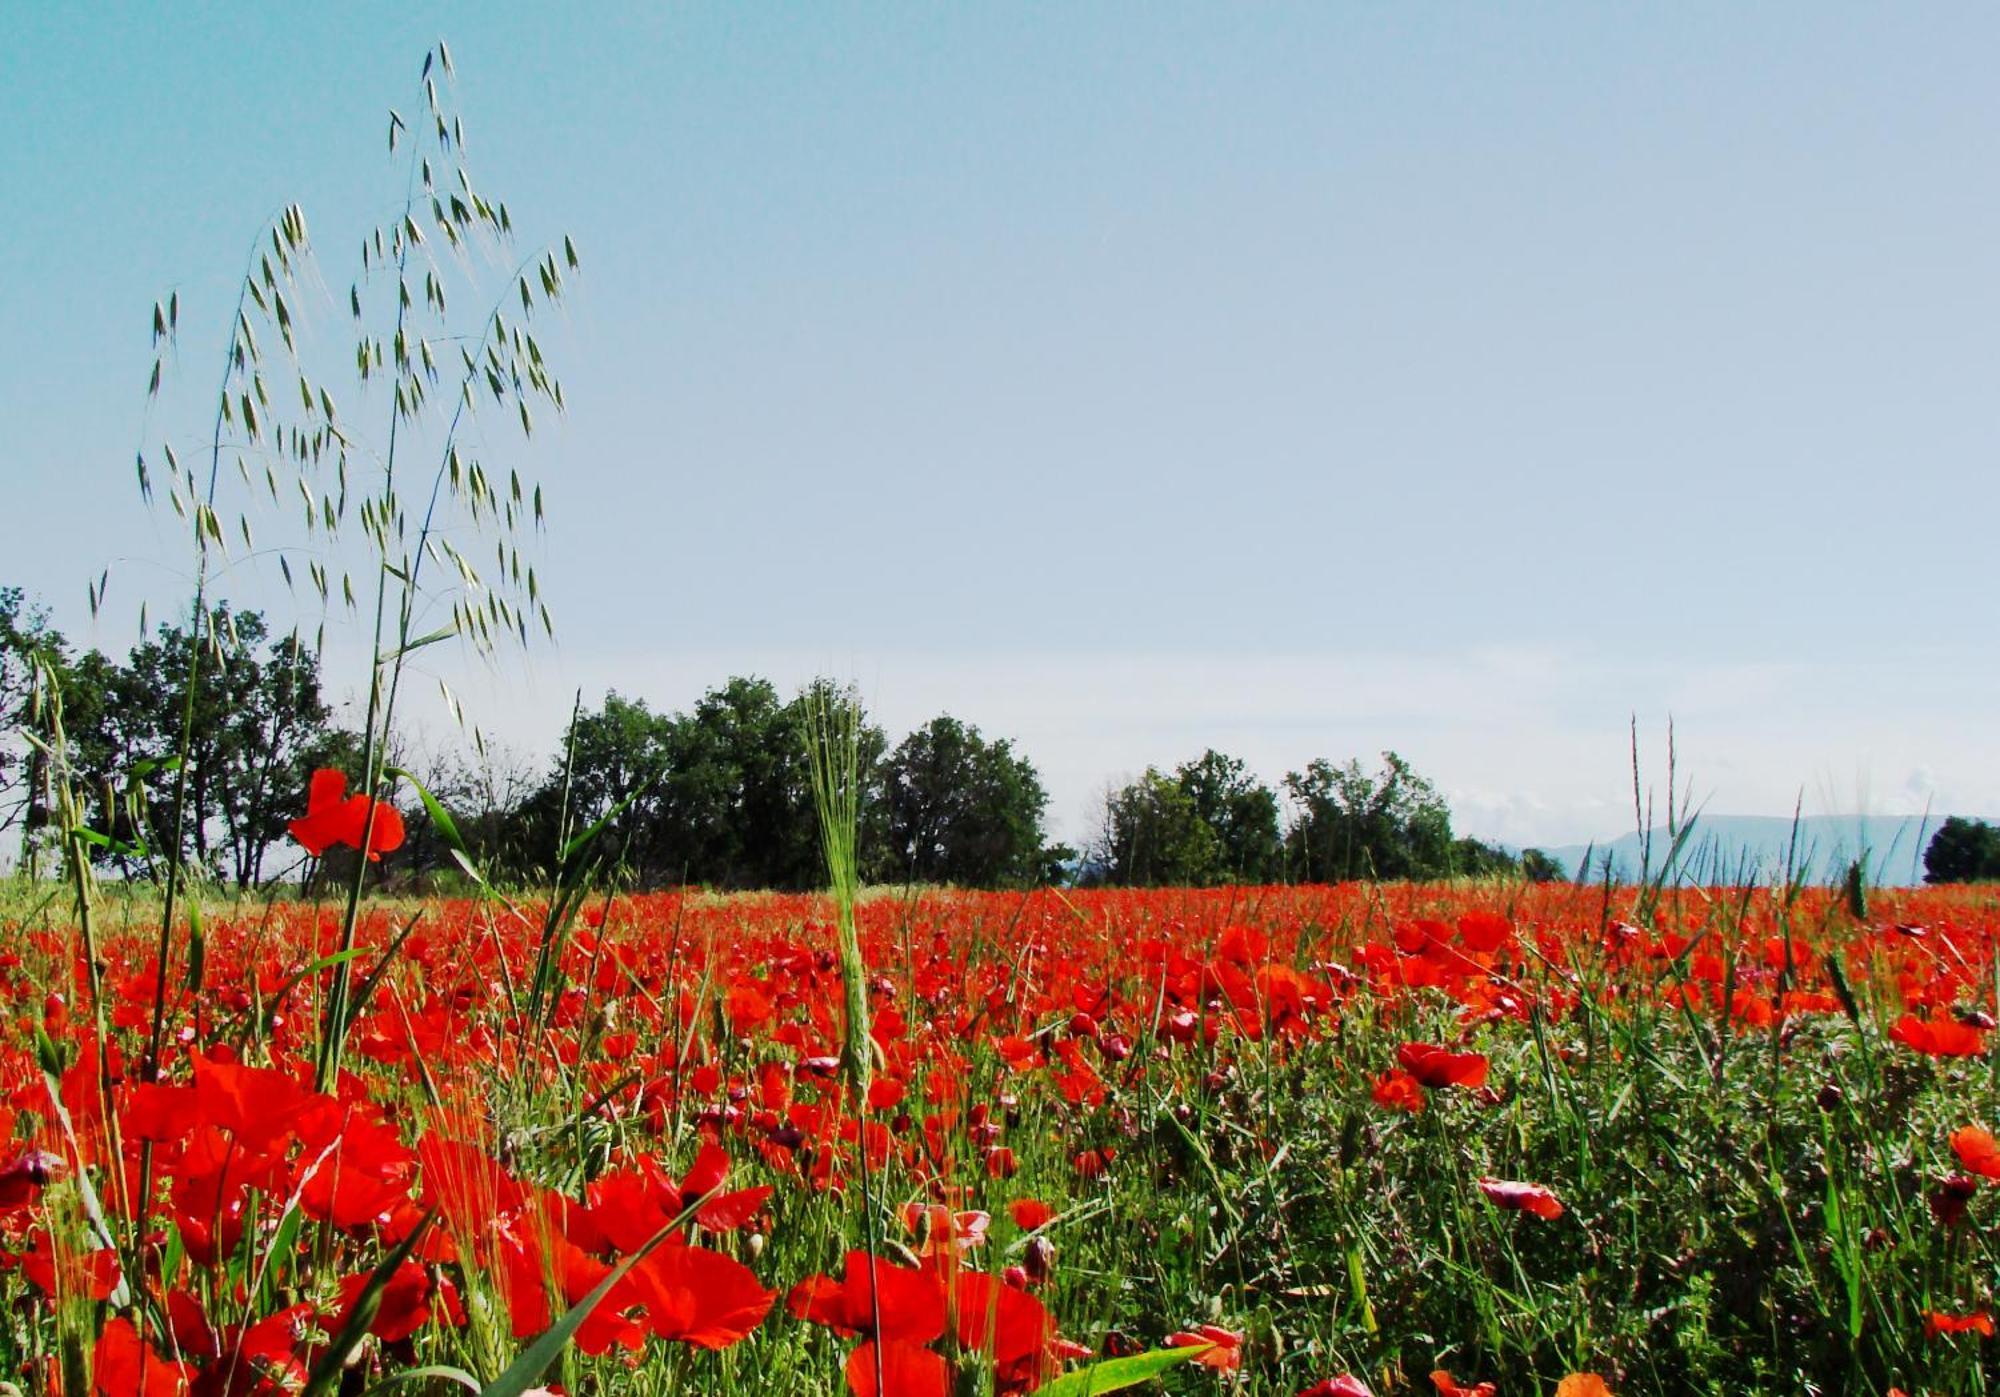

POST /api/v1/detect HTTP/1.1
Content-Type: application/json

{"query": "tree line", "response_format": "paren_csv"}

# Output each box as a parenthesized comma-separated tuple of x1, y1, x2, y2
(3, 587, 1570, 889)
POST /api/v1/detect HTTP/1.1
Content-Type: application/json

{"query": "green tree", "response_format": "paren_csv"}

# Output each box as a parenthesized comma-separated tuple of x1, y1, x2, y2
(1924, 816, 2000, 884)
(60, 608, 343, 886)
(529, 677, 887, 890)
(1451, 836, 1520, 879)
(1173, 749, 1282, 882)
(1283, 751, 1455, 882)
(1519, 847, 1569, 883)
(522, 691, 676, 880)
(1096, 768, 1227, 887)
(876, 714, 1049, 886)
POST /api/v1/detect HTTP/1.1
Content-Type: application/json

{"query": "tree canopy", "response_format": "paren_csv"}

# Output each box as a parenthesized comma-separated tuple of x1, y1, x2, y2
(1924, 816, 2000, 884)
(876, 715, 1048, 887)
(5, 587, 1575, 892)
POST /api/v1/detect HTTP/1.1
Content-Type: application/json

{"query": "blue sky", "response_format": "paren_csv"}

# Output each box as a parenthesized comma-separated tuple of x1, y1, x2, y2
(5, 4, 1999, 846)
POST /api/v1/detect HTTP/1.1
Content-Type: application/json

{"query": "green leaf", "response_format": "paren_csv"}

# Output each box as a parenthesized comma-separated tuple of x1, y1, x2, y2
(1035, 1344, 1215, 1397)
(380, 623, 459, 664)
(559, 780, 653, 866)
(388, 766, 475, 874)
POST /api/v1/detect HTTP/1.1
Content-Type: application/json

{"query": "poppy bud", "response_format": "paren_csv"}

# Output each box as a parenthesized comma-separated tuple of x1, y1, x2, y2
(1024, 1234, 1055, 1283)
(1932, 1174, 1979, 1227)
(1003, 1264, 1031, 1289)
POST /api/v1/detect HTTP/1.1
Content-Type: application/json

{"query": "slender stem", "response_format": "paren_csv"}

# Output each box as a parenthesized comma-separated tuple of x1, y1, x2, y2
(316, 153, 422, 1093)
(146, 253, 257, 1083)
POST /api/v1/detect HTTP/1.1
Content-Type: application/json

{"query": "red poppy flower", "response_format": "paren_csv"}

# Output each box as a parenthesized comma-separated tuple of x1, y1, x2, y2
(1555, 1377, 1615, 1397)
(94, 1315, 194, 1397)
(1371, 1069, 1427, 1114)
(1890, 1015, 1988, 1059)
(336, 1261, 434, 1343)
(1925, 1309, 1995, 1338)
(1477, 1177, 1565, 1220)
(288, 768, 406, 861)
(1397, 1042, 1490, 1090)
(1951, 1126, 2000, 1180)
(617, 1241, 775, 1349)
(1432, 1370, 1499, 1397)
(788, 1250, 947, 1344)
(1168, 1324, 1243, 1372)
(1009, 1198, 1055, 1232)
(844, 1339, 951, 1397)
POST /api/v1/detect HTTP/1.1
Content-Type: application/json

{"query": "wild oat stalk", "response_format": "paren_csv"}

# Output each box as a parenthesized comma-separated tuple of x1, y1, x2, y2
(116, 42, 570, 1098)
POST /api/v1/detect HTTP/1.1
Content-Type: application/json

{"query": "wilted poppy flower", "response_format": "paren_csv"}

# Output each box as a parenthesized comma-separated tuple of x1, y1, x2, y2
(289, 768, 406, 861)
(0, 1149, 62, 1213)
(1951, 1126, 2000, 1180)
(1477, 1177, 1565, 1220)
(1932, 1174, 1980, 1227)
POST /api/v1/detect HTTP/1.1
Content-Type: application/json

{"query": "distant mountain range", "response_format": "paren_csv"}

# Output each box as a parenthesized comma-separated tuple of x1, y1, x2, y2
(1532, 814, 1958, 888)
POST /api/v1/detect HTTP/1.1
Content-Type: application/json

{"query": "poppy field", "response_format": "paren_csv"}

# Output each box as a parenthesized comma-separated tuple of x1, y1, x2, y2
(4, 871, 2000, 1396)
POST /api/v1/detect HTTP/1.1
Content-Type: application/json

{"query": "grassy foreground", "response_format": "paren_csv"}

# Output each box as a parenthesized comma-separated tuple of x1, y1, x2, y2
(1, 878, 1997, 1395)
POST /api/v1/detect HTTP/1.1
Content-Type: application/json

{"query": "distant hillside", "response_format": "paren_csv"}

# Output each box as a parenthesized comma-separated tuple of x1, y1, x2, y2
(1538, 814, 1955, 888)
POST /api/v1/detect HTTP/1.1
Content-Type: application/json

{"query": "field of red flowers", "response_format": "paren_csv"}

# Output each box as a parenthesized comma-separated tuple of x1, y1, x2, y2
(5, 875, 2000, 1394)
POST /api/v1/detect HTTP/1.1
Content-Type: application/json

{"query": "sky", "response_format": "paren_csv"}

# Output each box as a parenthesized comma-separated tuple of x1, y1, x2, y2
(4, 4, 1999, 849)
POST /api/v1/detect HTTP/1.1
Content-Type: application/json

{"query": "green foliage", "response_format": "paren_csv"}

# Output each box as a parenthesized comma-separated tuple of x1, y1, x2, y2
(1450, 835, 1520, 878)
(1923, 815, 2000, 884)
(521, 678, 890, 891)
(1092, 750, 1554, 887)
(1096, 768, 1228, 887)
(1173, 749, 1284, 882)
(876, 713, 1049, 886)
(1284, 750, 1456, 882)
(4, 598, 349, 886)
(1518, 846, 1568, 883)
